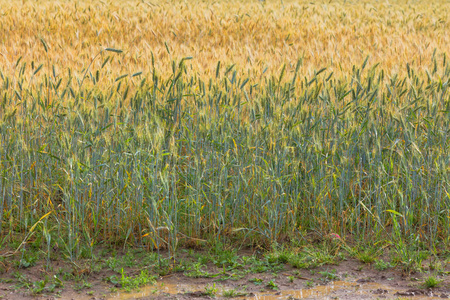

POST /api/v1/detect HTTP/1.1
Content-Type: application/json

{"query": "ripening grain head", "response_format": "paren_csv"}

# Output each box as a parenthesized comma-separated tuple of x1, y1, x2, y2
(0, 0, 449, 82)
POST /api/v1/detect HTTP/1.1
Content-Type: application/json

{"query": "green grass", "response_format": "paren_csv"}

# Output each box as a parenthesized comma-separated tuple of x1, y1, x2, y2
(374, 259, 392, 271)
(222, 288, 247, 297)
(266, 279, 279, 290)
(0, 51, 449, 269)
(204, 283, 218, 297)
(106, 268, 156, 292)
(249, 277, 263, 285)
(423, 275, 443, 288)
(319, 269, 339, 281)
(305, 280, 315, 287)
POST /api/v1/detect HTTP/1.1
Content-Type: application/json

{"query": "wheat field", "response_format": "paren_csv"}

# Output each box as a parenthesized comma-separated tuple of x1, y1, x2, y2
(1, 0, 449, 79)
(0, 0, 449, 261)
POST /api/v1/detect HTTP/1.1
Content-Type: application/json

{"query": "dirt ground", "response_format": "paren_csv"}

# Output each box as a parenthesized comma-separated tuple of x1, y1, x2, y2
(0, 252, 449, 300)
(133, 259, 450, 300)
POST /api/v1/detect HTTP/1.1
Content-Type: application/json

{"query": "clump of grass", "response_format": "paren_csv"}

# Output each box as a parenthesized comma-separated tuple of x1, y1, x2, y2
(249, 278, 263, 285)
(266, 280, 279, 290)
(353, 245, 381, 264)
(289, 246, 340, 269)
(374, 259, 392, 271)
(184, 263, 212, 278)
(222, 288, 247, 297)
(305, 280, 315, 287)
(422, 276, 443, 288)
(319, 269, 339, 281)
(204, 283, 218, 296)
(106, 269, 156, 292)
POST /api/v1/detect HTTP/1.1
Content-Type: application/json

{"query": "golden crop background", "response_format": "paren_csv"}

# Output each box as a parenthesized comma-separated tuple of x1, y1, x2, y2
(0, 0, 449, 83)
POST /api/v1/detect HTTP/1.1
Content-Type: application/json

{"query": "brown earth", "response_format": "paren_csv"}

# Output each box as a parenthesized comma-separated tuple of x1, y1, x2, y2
(0, 251, 449, 300)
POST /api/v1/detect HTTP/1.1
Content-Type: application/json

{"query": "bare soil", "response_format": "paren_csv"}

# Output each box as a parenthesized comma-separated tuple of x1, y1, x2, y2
(0, 251, 449, 300)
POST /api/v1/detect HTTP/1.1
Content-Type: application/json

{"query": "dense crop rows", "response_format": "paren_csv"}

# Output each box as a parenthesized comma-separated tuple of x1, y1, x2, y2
(0, 0, 449, 260)
(1, 0, 449, 78)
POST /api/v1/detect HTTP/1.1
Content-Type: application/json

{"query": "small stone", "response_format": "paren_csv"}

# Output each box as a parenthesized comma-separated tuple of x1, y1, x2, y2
(372, 288, 388, 295)
(394, 291, 415, 296)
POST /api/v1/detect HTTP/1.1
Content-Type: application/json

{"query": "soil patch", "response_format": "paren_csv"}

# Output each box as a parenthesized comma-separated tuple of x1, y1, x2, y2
(0, 250, 449, 300)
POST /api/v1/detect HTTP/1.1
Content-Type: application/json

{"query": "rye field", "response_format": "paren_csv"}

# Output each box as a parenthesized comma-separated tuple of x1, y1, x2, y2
(0, 0, 450, 297)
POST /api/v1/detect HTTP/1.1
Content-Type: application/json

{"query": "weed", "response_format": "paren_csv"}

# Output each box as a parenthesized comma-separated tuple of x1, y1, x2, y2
(356, 251, 378, 264)
(106, 257, 119, 272)
(289, 246, 339, 269)
(62, 271, 75, 281)
(249, 278, 264, 285)
(52, 275, 64, 288)
(184, 263, 212, 278)
(74, 280, 92, 291)
(204, 283, 218, 296)
(305, 280, 315, 287)
(16, 252, 39, 269)
(14, 273, 31, 289)
(123, 252, 136, 268)
(427, 259, 444, 272)
(106, 269, 155, 292)
(266, 280, 279, 290)
(31, 280, 50, 294)
(374, 259, 392, 271)
(266, 245, 291, 264)
(222, 288, 247, 297)
(423, 276, 443, 288)
(319, 269, 339, 281)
